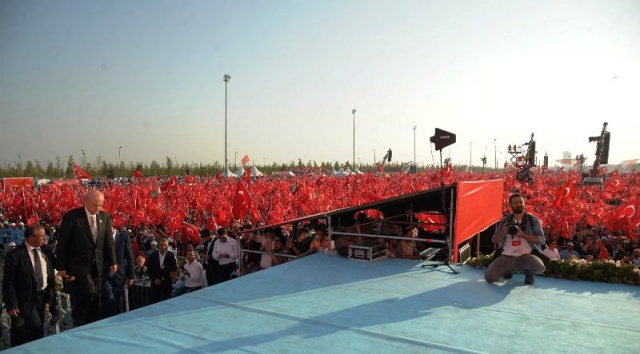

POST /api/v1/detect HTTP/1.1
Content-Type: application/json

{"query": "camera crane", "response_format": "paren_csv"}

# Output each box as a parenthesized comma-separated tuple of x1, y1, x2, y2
(588, 122, 610, 178)
(515, 133, 536, 183)
(376, 148, 392, 173)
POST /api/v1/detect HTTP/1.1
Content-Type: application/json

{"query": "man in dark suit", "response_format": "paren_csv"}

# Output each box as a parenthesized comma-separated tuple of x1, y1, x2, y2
(146, 237, 177, 303)
(198, 229, 218, 287)
(101, 225, 135, 318)
(2, 224, 58, 347)
(56, 190, 117, 326)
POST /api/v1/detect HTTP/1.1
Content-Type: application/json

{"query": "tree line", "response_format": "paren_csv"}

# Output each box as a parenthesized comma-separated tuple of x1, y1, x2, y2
(1, 156, 439, 179)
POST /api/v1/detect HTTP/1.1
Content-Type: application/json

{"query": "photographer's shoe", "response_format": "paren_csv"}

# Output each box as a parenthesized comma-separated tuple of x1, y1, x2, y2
(503, 272, 513, 280)
(524, 273, 535, 285)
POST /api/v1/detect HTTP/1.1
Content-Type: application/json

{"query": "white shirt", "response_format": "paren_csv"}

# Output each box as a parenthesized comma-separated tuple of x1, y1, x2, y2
(502, 233, 532, 257)
(543, 247, 561, 260)
(183, 260, 203, 288)
(26, 244, 48, 291)
(257, 235, 273, 269)
(159, 251, 167, 270)
(213, 237, 239, 266)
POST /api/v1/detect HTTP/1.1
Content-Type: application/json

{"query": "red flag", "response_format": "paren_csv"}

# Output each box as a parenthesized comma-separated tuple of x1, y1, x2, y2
(232, 180, 251, 220)
(160, 176, 178, 192)
(242, 168, 251, 185)
(182, 222, 200, 244)
(597, 240, 610, 260)
(241, 155, 250, 165)
(553, 180, 575, 208)
(72, 162, 92, 180)
(132, 170, 143, 178)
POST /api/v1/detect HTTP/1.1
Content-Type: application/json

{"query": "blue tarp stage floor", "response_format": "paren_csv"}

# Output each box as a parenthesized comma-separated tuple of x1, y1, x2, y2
(10, 253, 640, 353)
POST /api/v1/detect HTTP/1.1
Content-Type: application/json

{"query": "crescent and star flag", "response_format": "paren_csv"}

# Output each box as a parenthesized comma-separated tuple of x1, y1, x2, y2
(72, 162, 92, 180)
(232, 180, 251, 220)
(241, 155, 250, 165)
(553, 179, 575, 208)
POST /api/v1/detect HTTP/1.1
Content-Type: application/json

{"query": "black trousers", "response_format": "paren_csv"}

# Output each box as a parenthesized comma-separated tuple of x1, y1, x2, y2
(151, 283, 172, 303)
(206, 261, 220, 287)
(101, 277, 125, 319)
(216, 262, 237, 284)
(72, 273, 101, 326)
(10, 293, 46, 347)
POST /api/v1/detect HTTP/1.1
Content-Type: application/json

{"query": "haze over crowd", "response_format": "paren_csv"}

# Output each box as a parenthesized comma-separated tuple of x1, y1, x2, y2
(2, 1, 639, 168)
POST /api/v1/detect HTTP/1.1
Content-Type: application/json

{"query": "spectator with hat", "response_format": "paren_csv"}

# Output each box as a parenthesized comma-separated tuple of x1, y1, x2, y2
(560, 242, 579, 260)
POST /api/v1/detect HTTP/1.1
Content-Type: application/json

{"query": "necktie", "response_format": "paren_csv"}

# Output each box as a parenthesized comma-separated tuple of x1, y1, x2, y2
(33, 248, 44, 291)
(90, 216, 98, 241)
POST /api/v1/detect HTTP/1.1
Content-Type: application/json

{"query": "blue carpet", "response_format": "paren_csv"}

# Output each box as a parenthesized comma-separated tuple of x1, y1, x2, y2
(10, 253, 640, 353)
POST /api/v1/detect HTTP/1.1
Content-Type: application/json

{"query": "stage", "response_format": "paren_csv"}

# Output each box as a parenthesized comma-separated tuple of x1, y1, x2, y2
(9, 253, 640, 353)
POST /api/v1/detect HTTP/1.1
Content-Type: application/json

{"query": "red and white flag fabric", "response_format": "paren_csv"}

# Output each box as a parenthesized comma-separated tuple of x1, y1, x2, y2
(72, 162, 92, 180)
(232, 180, 251, 220)
(553, 179, 575, 208)
(597, 240, 610, 260)
(160, 176, 178, 192)
(241, 155, 250, 165)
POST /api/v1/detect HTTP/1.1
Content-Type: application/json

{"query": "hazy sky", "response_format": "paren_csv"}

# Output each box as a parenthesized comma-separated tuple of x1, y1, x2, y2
(1, 0, 639, 169)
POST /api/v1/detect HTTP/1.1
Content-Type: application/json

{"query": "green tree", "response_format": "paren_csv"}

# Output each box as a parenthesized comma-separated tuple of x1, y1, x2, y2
(165, 156, 173, 176)
(23, 160, 35, 177)
(65, 155, 74, 179)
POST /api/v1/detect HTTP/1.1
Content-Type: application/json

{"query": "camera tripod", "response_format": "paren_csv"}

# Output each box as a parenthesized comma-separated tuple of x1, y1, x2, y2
(420, 148, 458, 274)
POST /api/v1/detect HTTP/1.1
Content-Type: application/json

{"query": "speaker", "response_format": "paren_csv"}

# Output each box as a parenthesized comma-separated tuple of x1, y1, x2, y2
(543, 155, 548, 168)
(429, 128, 456, 151)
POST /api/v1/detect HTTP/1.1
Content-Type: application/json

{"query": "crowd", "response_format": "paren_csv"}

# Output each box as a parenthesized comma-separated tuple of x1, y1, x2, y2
(1, 168, 640, 348)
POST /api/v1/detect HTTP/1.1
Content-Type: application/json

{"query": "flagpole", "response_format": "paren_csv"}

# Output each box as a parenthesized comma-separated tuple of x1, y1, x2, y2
(352, 109, 356, 168)
(224, 74, 231, 176)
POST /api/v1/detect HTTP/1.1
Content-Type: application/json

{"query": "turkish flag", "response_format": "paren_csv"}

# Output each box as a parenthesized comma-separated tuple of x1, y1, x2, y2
(232, 180, 251, 220)
(597, 240, 610, 260)
(182, 222, 200, 244)
(132, 170, 144, 178)
(553, 180, 575, 208)
(205, 215, 218, 232)
(72, 162, 92, 180)
(161, 176, 178, 192)
(241, 168, 251, 185)
(241, 155, 250, 165)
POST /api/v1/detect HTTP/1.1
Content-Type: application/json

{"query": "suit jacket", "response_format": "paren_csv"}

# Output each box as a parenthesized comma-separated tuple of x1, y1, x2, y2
(2, 244, 57, 315)
(56, 206, 117, 277)
(103, 230, 135, 287)
(146, 250, 177, 288)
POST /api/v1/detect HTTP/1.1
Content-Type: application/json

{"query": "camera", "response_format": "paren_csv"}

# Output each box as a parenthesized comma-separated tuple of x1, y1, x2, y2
(506, 222, 520, 235)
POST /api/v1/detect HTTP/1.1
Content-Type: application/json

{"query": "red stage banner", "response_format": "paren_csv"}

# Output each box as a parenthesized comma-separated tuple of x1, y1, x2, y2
(453, 179, 504, 262)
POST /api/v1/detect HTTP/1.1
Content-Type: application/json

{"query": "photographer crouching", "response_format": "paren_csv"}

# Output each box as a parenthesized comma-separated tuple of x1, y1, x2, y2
(485, 193, 546, 285)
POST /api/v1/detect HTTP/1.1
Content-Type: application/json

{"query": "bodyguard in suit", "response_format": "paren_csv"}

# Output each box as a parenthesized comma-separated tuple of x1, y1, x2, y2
(147, 237, 177, 303)
(2, 224, 58, 347)
(198, 229, 218, 287)
(101, 225, 135, 318)
(56, 190, 117, 326)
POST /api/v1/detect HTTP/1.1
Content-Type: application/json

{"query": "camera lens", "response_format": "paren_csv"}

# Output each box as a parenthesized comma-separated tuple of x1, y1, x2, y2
(508, 225, 519, 234)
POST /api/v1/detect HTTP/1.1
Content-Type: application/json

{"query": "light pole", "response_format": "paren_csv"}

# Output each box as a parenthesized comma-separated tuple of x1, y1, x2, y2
(352, 109, 356, 168)
(413, 126, 417, 165)
(118, 146, 122, 177)
(493, 139, 497, 169)
(17, 154, 22, 171)
(224, 74, 231, 176)
(81, 149, 86, 167)
(469, 142, 472, 167)
(235, 151, 238, 167)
